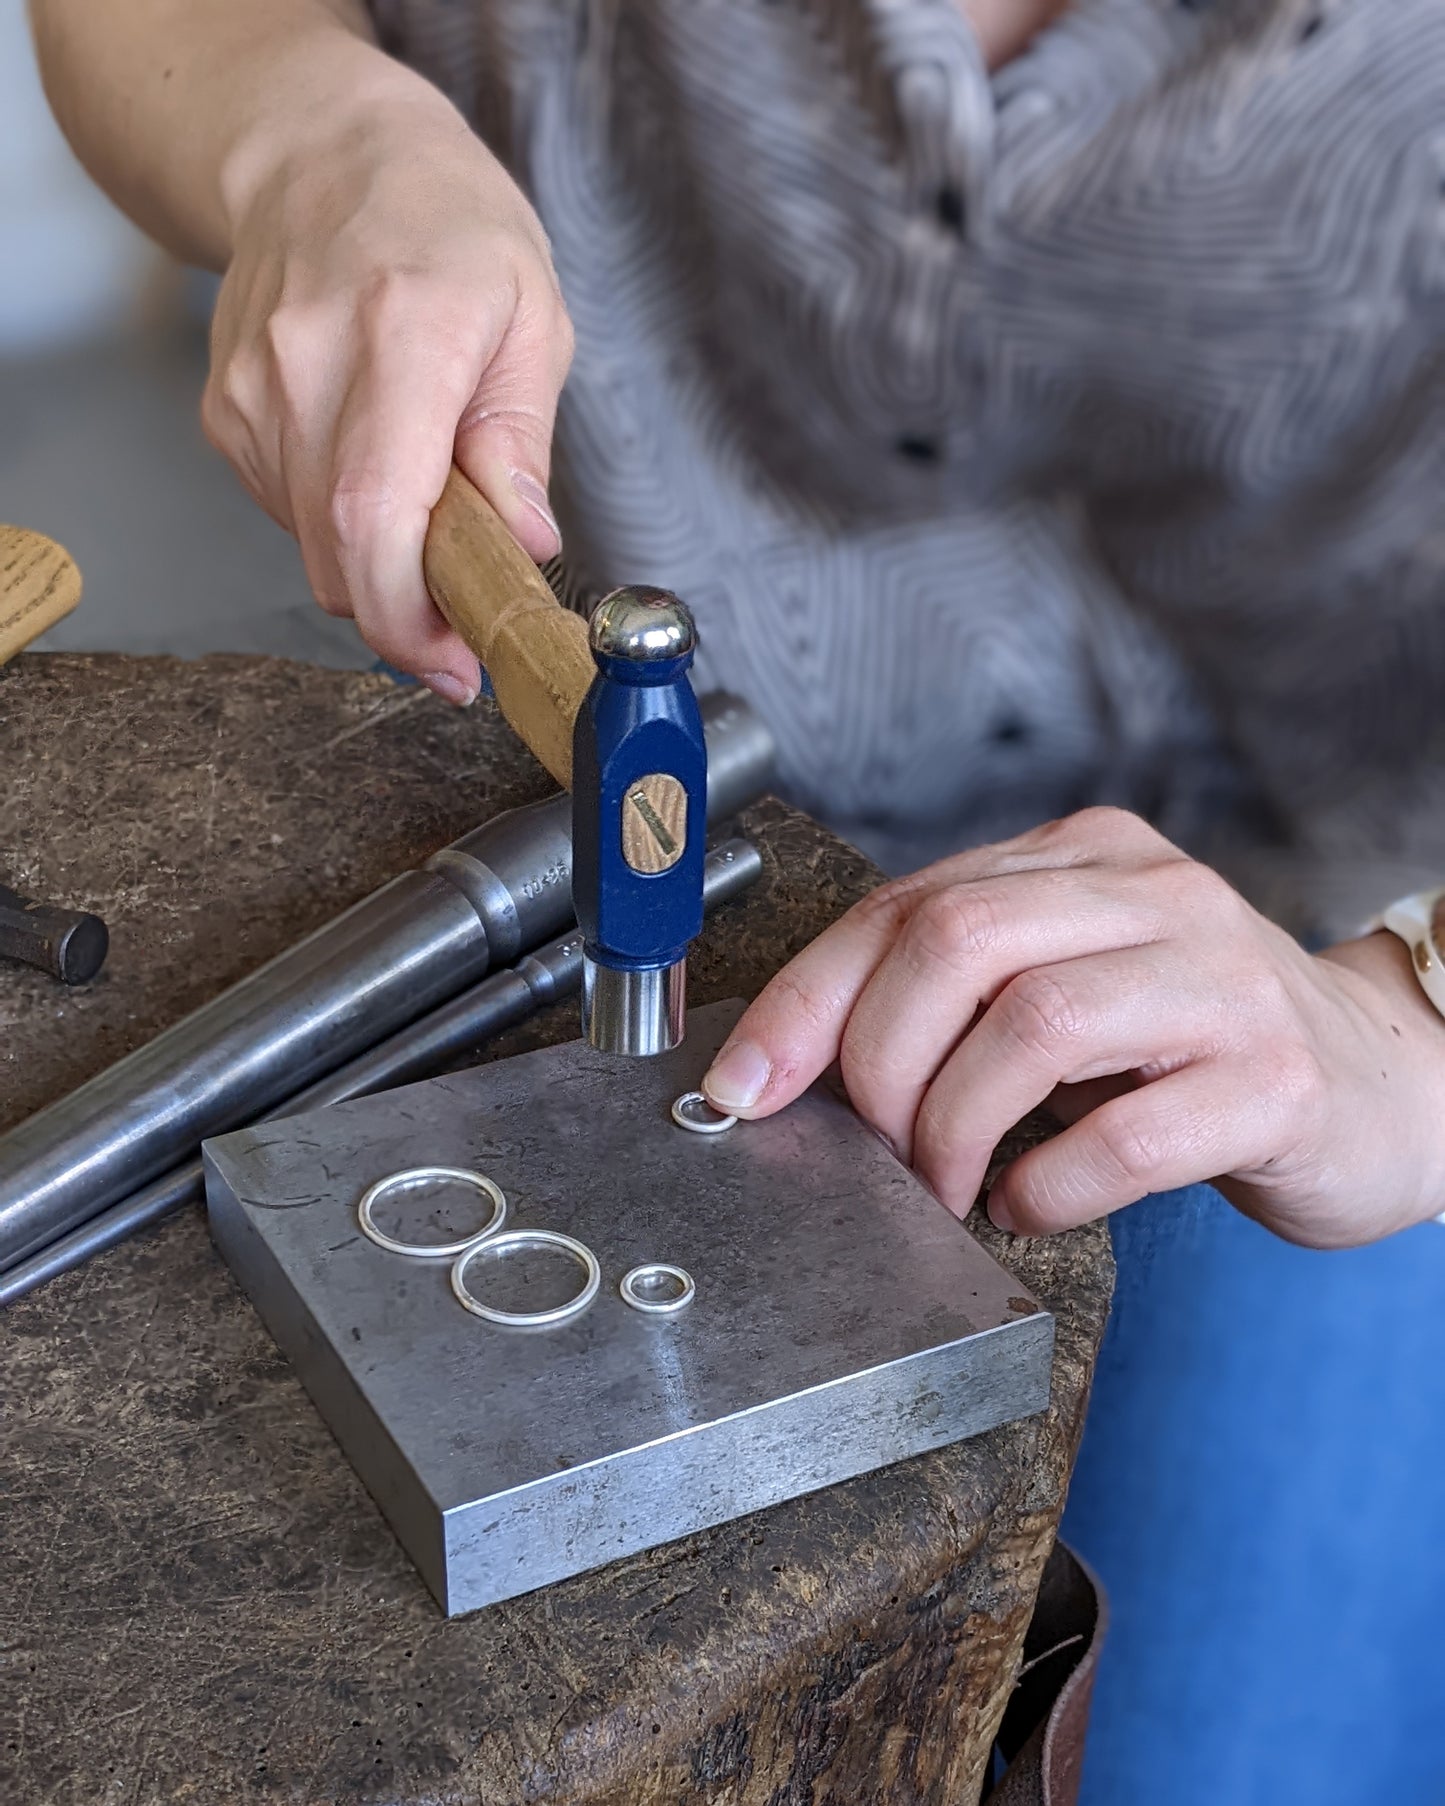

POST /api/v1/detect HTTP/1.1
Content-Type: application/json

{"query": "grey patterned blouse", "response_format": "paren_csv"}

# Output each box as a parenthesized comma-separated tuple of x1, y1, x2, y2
(368, 0, 1445, 939)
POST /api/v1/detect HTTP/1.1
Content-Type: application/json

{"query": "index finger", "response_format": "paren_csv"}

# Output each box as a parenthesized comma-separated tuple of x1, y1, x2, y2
(318, 326, 493, 692)
(701, 893, 911, 1117)
(701, 825, 1104, 1118)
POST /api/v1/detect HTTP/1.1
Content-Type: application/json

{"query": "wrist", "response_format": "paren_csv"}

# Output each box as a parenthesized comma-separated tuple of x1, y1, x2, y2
(218, 38, 473, 249)
(1320, 930, 1445, 1039)
(1320, 931, 1445, 1223)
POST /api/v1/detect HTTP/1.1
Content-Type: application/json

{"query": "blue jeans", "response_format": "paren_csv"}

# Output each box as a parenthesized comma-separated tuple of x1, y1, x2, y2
(1062, 1185, 1445, 1806)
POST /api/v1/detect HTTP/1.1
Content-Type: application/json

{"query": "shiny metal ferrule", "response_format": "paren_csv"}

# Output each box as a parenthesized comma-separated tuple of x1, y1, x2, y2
(581, 955, 687, 1056)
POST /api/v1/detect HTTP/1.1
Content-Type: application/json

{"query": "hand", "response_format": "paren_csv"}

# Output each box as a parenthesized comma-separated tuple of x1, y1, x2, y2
(702, 808, 1445, 1249)
(203, 92, 573, 703)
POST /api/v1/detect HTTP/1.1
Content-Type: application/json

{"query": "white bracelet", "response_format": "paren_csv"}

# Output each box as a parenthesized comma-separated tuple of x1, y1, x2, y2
(1373, 888, 1445, 1226)
(1378, 887, 1445, 1022)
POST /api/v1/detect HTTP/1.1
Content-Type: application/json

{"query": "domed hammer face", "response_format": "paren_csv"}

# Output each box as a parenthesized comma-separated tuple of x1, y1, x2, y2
(571, 588, 708, 1056)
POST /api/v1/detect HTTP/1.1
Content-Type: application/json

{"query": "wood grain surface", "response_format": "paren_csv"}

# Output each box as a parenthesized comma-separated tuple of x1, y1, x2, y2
(424, 467, 595, 790)
(0, 526, 81, 663)
(0, 653, 1114, 1806)
(623, 770, 688, 872)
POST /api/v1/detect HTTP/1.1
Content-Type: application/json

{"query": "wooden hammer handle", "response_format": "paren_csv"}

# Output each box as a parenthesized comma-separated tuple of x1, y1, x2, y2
(423, 467, 593, 791)
(0, 527, 82, 664)
(423, 468, 688, 872)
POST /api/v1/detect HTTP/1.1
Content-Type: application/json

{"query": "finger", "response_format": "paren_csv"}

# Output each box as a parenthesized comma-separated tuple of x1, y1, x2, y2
(203, 300, 295, 534)
(702, 813, 1158, 1118)
(300, 298, 500, 698)
(454, 279, 573, 563)
(202, 379, 294, 532)
(909, 946, 1219, 1215)
(1045, 1074, 1139, 1126)
(840, 868, 1169, 1161)
(987, 1058, 1281, 1236)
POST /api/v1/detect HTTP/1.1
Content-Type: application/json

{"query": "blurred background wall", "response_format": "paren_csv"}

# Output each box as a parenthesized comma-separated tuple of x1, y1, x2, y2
(0, 1, 157, 351)
(0, 0, 365, 666)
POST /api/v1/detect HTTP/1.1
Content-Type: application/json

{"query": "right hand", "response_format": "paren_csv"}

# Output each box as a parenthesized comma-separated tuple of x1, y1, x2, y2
(202, 98, 574, 703)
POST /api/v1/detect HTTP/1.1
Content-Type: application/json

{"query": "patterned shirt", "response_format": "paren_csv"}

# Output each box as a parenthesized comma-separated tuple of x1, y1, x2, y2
(368, 0, 1445, 937)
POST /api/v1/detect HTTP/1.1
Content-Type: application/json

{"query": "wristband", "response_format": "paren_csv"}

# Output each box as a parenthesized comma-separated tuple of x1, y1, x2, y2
(1378, 888, 1445, 1022)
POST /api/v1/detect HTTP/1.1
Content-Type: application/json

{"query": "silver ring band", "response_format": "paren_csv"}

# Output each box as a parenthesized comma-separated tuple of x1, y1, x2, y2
(357, 1166, 507, 1259)
(451, 1230, 602, 1328)
(670, 1090, 737, 1134)
(620, 1262, 696, 1314)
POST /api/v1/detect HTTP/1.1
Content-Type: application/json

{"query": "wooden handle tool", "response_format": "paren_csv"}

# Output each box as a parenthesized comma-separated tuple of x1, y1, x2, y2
(423, 467, 685, 873)
(0, 527, 82, 664)
(423, 467, 594, 792)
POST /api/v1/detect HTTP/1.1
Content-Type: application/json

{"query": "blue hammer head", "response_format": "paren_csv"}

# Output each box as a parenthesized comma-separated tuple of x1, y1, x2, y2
(571, 587, 709, 1055)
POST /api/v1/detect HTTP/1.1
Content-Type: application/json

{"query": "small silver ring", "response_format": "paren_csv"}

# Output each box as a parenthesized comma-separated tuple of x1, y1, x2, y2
(671, 1091, 737, 1134)
(357, 1166, 507, 1259)
(620, 1263, 696, 1315)
(451, 1230, 602, 1327)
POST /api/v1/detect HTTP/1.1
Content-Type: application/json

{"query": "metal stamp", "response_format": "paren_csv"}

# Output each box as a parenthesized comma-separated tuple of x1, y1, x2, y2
(204, 1001, 1053, 1617)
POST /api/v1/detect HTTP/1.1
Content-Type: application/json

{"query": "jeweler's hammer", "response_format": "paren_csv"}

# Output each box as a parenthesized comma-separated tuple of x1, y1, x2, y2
(425, 468, 709, 1056)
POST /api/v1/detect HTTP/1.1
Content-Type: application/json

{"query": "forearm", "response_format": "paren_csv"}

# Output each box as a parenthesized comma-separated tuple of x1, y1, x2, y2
(27, 0, 466, 268)
(33, 0, 570, 704)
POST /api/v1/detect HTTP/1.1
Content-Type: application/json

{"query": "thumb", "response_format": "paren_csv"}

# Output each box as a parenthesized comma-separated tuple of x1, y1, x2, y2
(454, 288, 571, 563)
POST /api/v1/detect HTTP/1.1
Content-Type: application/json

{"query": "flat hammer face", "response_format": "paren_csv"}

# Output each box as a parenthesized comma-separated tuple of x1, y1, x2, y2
(571, 588, 708, 1055)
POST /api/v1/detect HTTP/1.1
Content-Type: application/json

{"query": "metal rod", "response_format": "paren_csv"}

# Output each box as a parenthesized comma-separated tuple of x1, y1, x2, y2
(0, 883, 109, 985)
(0, 695, 774, 1272)
(0, 841, 763, 1308)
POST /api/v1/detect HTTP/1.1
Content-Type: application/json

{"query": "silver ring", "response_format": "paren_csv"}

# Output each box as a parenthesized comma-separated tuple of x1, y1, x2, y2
(620, 1262, 696, 1315)
(357, 1166, 507, 1259)
(451, 1230, 602, 1327)
(671, 1091, 737, 1134)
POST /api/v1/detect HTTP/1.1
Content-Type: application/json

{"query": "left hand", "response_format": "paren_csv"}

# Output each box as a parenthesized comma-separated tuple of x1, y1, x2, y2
(702, 808, 1445, 1248)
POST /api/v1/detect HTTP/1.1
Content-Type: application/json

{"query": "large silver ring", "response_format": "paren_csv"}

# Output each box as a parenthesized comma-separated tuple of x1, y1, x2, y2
(620, 1262, 696, 1315)
(357, 1166, 507, 1259)
(451, 1230, 602, 1328)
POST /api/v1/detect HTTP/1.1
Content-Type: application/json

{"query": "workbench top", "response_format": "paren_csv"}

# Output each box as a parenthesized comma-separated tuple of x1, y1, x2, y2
(0, 653, 1113, 1806)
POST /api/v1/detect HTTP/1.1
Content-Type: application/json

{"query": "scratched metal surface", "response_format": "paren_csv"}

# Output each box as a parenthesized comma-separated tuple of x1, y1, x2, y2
(205, 1000, 1053, 1614)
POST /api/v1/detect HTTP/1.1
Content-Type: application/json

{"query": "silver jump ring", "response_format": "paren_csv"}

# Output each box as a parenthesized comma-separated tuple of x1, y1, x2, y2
(620, 1262, 696, 1315)
(357, 1166, 507, 1259)
(451, 1230, 602, 1328)
(671, 1091, 737, 1134)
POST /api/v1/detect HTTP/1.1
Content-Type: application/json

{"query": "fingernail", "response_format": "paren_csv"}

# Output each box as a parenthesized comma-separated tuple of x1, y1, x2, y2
(987, 1189, 1017, 1235)
(703, 1041, 771, 1112)
(422, 671, 477, 708)
(509, 469, 562, 549)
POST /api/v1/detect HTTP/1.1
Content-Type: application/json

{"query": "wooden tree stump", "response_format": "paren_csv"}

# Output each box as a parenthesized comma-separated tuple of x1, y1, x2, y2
(0, 653, 1113, 1806)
